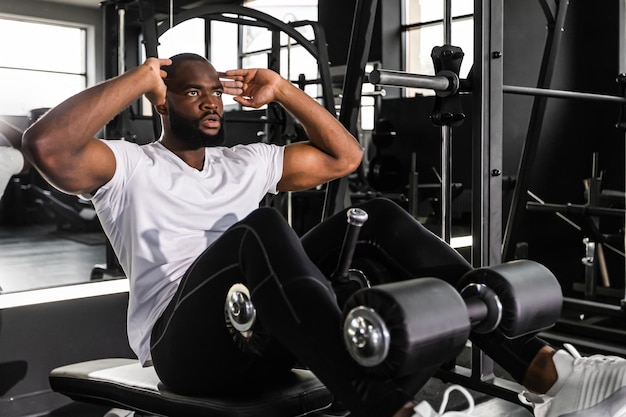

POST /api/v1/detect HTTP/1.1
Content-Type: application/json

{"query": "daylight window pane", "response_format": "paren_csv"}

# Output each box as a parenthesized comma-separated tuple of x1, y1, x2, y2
(405, 18, 473, 97)
(158, 18, 206, 58)
(451, 19, 473, 78)
(0, 68, 85, 115)
(0, 19, 85, 74)
(242, 25, 272, 55)
(210, 21, 238, 72)
(406, 0, 473, 24)
(243, 52, 268, 69)
(406, 21, 473, 77)
(280, 44, 317, 81)
(246, 0, 317, 7)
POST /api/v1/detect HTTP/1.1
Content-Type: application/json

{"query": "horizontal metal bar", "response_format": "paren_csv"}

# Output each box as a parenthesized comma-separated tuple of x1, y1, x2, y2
(526, 201, 625, 217)
(563, 296, 625, 316)
(435, 366, 526, 407)
(369, 69, 450, 91)
(0, 65, 86, 77)
(540, 330, 626, 357)
(503, 84, 626, 104)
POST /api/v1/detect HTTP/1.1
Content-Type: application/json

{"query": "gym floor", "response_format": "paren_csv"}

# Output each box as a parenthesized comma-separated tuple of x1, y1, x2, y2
(42, 399, 532, 417)
(0, 223, 106, 293)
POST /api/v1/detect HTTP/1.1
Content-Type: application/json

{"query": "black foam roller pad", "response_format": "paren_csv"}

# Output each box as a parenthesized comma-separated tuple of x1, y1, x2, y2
(457, 260, 563, 338)
(344, 278, 470, 378)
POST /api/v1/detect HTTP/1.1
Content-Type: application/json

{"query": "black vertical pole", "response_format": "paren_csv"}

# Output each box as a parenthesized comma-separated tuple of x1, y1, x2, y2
(137, 0, 162, 139)
(502, 1, 570, 261)
(98, 0, 126, 279)
(322, 0, 379, 220)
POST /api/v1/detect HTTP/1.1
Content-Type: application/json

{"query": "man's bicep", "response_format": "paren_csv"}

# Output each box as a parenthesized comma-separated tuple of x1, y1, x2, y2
(34, 139, 117, 195)
(278, 142, 337, 191)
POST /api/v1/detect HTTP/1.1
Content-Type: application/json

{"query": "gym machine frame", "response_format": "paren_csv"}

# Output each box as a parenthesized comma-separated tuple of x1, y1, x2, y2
(366, 0, 519, 404)
(370, 0, 626, 402)
(496, 0, 626, 356)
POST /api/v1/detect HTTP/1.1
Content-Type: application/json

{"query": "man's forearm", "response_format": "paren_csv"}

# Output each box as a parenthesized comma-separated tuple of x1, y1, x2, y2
(275, 80, 361, 159)
(24, 64, 157, 153)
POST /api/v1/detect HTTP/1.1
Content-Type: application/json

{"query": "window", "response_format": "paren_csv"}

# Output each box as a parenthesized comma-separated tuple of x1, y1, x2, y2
(403, 0, 473, 97)
(155, 1, 319, 80)
(0, 17, 88, 116)
(243, 0, 319, 98)
(158, 17, 207, 59)
(151, 1, 320, 112)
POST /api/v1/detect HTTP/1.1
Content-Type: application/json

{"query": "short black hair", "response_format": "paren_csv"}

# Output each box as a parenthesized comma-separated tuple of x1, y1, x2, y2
(163, 53, 210, 80)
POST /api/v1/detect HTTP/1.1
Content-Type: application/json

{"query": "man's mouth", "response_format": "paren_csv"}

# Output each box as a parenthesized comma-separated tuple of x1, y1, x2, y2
(200, 114, 221, 130)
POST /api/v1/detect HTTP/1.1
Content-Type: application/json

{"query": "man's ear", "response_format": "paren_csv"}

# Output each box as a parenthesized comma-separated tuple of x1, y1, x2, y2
(155, 103, 168, 116)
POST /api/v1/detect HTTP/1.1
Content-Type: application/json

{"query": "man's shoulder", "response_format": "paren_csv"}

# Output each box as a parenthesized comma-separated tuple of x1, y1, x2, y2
(227, 142, 283, 156)
(100, 138, 143, 150)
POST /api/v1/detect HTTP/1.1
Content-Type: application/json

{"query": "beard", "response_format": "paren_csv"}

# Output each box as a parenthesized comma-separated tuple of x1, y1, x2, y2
(168, 107, 226, 148)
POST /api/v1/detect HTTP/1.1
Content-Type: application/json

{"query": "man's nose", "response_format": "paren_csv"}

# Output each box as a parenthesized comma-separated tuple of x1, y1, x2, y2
(200, 96, 219, 110)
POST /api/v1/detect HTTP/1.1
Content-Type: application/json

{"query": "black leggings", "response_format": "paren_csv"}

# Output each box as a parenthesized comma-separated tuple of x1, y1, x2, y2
(150, 198, 547, 417)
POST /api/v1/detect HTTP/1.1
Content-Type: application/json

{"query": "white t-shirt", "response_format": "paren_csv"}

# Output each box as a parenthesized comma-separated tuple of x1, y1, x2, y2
(90, 140, 284, 365)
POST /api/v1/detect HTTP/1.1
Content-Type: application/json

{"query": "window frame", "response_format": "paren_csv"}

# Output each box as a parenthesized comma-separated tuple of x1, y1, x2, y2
(400, 1, 474, 97)
(0, 13, 95, 116)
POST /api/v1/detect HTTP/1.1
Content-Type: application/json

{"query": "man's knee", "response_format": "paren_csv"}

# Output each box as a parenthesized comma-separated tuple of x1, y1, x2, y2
(356, 197, 402, 215)
(246, 206, 285, 224)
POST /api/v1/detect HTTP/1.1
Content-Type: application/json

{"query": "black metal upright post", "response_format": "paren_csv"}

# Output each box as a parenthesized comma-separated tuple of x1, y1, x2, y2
(321, 0, 378, 220)
(618, 0, 626, 311)
(441, 0, 453, 243)
(467, 0, 504, 391)
(472, 0, 504, 269)
(501, 1, 570, 261)
(92, 0, 129, 280)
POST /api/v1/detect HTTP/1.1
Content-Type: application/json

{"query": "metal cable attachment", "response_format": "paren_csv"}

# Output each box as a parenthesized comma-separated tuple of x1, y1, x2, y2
(343, 306, 390, 367)
(346, 207, 369, 227)
(224, 283, 257, 340)
(332, 208, 369, 283)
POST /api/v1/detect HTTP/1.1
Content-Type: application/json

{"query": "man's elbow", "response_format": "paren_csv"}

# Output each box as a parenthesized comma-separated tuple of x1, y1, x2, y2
(343, 146, 364, 176)
(22, 124, 41, 151)
(21, 127, 39, 163)
(22, 126, 58, 172)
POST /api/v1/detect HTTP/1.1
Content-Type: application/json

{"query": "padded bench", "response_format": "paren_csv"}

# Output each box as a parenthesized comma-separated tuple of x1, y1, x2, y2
(49, 358, 334, 417)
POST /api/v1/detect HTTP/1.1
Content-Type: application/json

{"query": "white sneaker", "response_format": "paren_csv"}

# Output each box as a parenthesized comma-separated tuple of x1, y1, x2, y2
(413, 385, 476, 417)
(520, 343, 626, 417)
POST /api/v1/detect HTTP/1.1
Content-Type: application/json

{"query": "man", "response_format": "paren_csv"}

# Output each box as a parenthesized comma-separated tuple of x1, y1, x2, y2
(23, 53, 626, 417)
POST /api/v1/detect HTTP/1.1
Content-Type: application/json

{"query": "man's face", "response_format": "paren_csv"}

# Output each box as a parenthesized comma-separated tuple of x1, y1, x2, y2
(168, 104, 226, 148)
(163, 60, 226, 148)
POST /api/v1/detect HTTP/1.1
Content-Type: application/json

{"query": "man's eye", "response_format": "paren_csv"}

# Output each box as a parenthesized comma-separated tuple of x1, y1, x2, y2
(187, 91, 199, 96)
(214, 91, 223, 97)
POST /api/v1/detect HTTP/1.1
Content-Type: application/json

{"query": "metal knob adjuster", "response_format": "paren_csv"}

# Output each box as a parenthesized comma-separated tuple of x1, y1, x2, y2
(343, 305, 390, 367)
(225, 283, 256, 340)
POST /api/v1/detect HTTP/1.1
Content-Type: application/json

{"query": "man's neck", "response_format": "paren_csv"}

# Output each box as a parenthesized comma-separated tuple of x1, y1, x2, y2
(160, 139, 205, 170)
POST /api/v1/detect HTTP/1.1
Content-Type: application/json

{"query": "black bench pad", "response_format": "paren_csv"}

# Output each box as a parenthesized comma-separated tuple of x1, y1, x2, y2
(49, 358, 333, 417)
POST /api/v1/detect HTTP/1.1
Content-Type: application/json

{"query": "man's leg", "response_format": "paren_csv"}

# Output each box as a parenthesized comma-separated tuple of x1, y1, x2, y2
(149, 212, 295, 394)
(150, 207, 414, 417)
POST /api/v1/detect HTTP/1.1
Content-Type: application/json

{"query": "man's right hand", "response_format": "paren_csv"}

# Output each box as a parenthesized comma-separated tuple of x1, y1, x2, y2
(143, 57, 172, 108)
